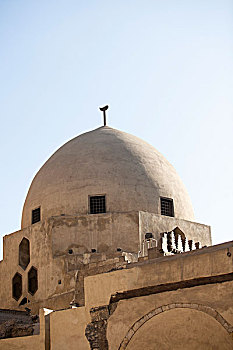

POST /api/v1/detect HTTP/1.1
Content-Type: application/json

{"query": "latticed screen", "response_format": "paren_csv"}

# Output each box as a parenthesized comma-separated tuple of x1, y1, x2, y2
(32, 207, 41, 224)
(160, 198, 174, 217)
(90, 196, 106, 214)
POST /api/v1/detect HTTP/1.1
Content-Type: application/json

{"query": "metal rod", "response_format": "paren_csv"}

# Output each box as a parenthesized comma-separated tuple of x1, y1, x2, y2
(99, 105, 109, 126)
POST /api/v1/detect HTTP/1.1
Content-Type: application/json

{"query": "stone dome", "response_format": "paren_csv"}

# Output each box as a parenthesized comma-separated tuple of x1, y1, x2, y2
(21, 126, 194, 228)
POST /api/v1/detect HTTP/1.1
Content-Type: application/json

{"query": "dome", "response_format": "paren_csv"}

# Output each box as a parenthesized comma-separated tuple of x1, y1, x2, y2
(21, 126, 194, 228)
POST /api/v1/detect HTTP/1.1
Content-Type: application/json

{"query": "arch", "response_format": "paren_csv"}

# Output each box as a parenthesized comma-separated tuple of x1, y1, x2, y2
(118, 303, 233, 349)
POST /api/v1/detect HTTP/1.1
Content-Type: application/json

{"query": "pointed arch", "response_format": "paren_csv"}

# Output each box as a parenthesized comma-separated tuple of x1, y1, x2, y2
(118, 303, 233, 349)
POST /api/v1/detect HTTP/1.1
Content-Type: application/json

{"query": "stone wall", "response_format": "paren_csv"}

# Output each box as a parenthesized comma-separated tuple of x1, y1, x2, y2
(0, 308, 46, 349)
(139, 211, 212, 252)
(0, 210, 212, 314)
(0, 220, 76, 313)
(51, 212, 139, 256)
(0, 241, 232, 349)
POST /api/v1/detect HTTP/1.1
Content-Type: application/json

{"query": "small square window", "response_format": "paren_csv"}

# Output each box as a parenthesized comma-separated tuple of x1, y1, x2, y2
(89, 195, 106, 214)
(32, 207, 41, 224)
(160, 197, 174, 217)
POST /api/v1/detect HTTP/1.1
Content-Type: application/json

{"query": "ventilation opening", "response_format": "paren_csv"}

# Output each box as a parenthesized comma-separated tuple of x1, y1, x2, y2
(32, 207, 41, 224)
(12, 273, 22, 301)
(28, 267, 38, 295)
(19, 238, 30, 270)
(145, 232, 153, 239)
(160, 197, 174, 217)
(19, 297, 28, 306)
(89, 195, 106, 214)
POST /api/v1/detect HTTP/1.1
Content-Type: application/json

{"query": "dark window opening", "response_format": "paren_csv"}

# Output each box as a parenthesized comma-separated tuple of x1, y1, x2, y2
(19, 238, 30, 270)
(28, 267, 38, 295)
(32, 207, 40, 224)
(12, 273, 22, 301)
(145, 232, 153, 239)
(19, 297, 28, 306)
(89, 195, 106, 214)
(160, 197, 174, 217)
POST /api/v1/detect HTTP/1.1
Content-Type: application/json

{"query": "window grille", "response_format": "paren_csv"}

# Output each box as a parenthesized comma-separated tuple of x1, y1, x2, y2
(160, 197, 174, 217)
(32, 207, 40, 224)
(89, 195, 106, 214)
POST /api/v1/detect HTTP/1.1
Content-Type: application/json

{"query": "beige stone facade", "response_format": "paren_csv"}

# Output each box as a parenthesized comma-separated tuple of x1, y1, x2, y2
(1, 241, 232, 349)
(0, 126, 232, 349)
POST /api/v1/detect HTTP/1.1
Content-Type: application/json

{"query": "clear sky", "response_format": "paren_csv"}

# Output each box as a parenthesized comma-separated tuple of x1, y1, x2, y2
(0, 0, 232, 259)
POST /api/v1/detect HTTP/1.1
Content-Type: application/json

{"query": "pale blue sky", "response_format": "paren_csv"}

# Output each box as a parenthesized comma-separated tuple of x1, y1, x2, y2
(0, 0, 232, 259)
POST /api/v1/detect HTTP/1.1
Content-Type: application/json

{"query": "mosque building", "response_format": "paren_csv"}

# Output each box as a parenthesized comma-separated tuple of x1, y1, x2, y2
(0, 109, 232, 349)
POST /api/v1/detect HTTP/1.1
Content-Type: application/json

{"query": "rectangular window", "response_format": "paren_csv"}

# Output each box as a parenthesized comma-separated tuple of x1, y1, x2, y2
(32, 207, 41, 224)
(160, 197, 174, 217)
(89, 195, 106, 214)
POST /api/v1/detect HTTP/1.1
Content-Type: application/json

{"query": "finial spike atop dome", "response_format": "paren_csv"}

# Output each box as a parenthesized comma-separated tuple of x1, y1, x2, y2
(99, 105, 109, 126)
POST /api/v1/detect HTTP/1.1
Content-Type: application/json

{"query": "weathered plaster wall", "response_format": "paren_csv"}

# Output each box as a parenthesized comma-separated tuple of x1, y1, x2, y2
(0, 212, 137, 313)
(50, 307, 90, 350)
(139, 211, 212, 248)
(84, 242, 233, 309)
(0, 309, 46, 350)
(0, 208, 213, 315)
(0, 221, 76, 313)
(107, 282, 233, 350)
(124, 308, 233, 350)
(0, 241, 232, 349)
(0, 334, 42, 350)
(51, 212, 139, 256)
(0, 212, 138, 313)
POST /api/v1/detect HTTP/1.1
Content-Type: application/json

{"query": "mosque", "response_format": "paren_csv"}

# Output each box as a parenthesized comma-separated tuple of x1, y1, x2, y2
(0, 108, 232, 349)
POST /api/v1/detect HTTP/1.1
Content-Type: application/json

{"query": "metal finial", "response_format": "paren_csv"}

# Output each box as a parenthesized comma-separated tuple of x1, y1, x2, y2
(99, 105, 109, 126)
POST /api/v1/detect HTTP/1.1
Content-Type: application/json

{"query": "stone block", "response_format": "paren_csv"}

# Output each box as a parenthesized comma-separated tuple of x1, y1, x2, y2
(132, 317, 145, 332)
(161, 305, 170, 312)
(215, 313, 225, 326)
(152, 307, 163, 316)
(125, 328, 135, 340)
